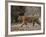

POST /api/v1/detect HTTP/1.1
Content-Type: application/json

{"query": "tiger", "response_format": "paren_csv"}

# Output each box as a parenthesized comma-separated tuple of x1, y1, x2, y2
(18, 16, 41, 27)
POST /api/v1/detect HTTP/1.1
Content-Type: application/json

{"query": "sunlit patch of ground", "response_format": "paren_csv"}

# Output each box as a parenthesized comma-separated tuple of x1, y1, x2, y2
(11, 23, 41, 31)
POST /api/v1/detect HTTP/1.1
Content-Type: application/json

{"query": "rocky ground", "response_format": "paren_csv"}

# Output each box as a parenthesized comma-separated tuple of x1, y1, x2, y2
(11, 23, 41, 31)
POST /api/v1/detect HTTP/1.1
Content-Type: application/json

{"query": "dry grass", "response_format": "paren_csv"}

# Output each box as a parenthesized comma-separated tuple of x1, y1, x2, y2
(11, 23, 41, 31)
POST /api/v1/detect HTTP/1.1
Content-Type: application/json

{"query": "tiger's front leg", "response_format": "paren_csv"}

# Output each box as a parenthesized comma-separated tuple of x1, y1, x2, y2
(21, 16, 24, 27)
(21, 21, 27, 27)
(21, 17, 27, 27)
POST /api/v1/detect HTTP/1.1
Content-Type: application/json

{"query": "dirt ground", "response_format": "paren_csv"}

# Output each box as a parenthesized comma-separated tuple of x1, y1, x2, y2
(11, 23, 41, 31)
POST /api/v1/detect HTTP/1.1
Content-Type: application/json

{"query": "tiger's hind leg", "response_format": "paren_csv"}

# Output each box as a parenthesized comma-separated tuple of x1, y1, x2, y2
(36, 19, 41, 25)
(33, 22, 35, 26)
